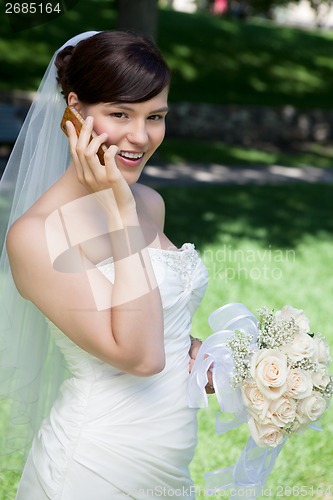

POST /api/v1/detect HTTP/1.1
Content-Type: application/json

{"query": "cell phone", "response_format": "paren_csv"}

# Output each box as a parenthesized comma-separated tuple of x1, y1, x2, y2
(60, 106, 107, 165)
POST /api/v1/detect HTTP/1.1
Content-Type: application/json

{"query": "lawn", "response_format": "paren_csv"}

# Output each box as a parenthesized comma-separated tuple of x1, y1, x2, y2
(1, 2, 333, 109)
(156, 137, 333, 169)
(2, 2, 333, 168)
(1, 183, 333, 499)
(159, 183, 333, 499)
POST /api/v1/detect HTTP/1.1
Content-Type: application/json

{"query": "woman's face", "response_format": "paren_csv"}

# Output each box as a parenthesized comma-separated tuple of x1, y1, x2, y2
(76, 87, 169, 185)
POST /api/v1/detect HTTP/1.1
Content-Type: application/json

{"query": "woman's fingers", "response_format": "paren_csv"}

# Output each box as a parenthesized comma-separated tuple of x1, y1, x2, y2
(104, 145, 137, 214)
(104, 145, 121, 179)
(75, 117, 105, 169)
(66, 117, 109, 189)
(66, 116, 135, 214)
(66, 120, 84, 182)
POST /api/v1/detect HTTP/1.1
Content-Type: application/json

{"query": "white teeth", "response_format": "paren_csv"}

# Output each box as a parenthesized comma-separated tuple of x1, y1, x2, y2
(119, 151, 144, 159)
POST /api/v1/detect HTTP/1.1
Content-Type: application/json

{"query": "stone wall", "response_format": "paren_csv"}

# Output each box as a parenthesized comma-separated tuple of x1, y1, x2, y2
(1, 92, 333, 148)
(166, 102, 333, 146)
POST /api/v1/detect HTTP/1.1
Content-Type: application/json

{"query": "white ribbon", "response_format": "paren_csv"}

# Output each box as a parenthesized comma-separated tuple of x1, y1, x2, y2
(187, 303, 285, 499)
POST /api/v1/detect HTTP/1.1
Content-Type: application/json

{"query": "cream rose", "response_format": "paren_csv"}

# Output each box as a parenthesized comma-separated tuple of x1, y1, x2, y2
(313, 337, 331, 366)
(269, 396, 297, 427)
(248, 417, 285, 448)
(250, 349, 289, 400)
(281, 333, 317, 362)
(275, 305, 310, 335)
(311, 370, 330, 391)
(241, 384, 271, 424)
(296, 393, 327, 424)
(286, 368, 313, 399)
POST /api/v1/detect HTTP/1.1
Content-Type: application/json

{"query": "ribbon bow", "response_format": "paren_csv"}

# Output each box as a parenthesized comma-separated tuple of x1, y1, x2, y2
(187, 303, 285, 499)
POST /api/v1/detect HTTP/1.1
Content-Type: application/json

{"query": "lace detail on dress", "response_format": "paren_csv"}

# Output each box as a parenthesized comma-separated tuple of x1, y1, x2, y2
(149, 243, 199, 288)
(96, 243, 202, 291)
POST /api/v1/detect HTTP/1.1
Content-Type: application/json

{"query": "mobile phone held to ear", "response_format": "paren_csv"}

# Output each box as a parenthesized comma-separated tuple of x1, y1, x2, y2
(60, 106, 107, 165)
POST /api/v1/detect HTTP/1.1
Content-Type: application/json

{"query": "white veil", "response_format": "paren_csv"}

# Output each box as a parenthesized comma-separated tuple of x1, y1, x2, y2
(0, 31, 99, 472)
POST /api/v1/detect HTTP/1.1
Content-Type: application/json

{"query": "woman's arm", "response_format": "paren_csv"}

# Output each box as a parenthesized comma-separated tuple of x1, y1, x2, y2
(6, 120, 165, 377)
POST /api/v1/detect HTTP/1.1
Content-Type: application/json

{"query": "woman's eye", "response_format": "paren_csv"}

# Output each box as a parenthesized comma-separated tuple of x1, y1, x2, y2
(148, 114, 164, 121)
(111, 112, 127, 119)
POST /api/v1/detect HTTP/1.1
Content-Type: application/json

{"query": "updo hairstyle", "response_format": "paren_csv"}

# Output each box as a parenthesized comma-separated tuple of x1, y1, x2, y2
(55, 31, 171, 104)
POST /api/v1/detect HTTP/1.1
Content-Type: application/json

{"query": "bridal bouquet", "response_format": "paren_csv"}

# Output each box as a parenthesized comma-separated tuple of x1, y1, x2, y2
(228, 305, 333, 448)
(187, 303, 333, 498)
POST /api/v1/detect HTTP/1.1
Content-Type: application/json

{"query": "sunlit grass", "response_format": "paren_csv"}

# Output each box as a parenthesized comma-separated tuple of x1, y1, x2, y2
(159, 10, 333, 108)
(156, 137, 333, 168)
(2, 3, 333, 107)
(159, 183, 333, 499)
(189, 236, 333, 499)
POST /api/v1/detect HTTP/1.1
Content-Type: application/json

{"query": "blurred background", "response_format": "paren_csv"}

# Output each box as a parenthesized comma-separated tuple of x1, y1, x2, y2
(2, 0, 333, 171)
(1, 1, 333, 498)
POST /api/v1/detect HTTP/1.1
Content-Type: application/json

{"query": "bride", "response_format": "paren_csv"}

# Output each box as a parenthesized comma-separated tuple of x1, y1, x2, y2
(0, 30, 211, 499)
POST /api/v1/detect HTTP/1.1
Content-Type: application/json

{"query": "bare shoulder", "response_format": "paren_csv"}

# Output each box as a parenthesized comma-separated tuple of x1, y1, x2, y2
(134, 184, 165, 229)
(6, 212, 45, 254)
(6, 213, 48, 297)
(134, 183, 165, 207)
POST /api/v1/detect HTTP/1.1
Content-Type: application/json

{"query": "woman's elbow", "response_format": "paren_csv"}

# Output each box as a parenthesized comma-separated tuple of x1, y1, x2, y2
(133, 353, 166, 377)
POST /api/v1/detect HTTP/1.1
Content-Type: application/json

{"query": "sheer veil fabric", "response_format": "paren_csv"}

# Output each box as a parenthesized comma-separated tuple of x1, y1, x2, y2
(0, 31, 99, 471)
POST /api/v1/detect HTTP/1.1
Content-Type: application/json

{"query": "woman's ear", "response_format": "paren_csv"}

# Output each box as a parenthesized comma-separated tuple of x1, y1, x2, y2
(67, 92, 80, 109)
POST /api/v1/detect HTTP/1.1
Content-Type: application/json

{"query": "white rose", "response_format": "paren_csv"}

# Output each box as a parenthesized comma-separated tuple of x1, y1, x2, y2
(296, 393, 327, 424)
(281, 333, 317, 362)
(250, 349, 289, 400)
(248, 417, 285, 448)
(286, 368, 313, 399)
(275, 305, 310, 335)
(311, 370, 330, 391)
(269, 396, 297, 427)
(313, 337, 331, 366)
(241, 384, 271, 424)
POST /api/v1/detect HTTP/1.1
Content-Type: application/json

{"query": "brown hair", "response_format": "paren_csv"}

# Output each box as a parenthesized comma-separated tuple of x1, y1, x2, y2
(55, 31, 171, 104)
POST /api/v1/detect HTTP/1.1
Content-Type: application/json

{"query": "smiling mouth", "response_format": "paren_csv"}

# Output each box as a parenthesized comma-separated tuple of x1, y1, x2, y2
(118, 151, 144, 160)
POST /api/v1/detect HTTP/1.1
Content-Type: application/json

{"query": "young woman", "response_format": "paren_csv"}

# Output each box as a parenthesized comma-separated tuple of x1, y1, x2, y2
(0, 31, 210, 499)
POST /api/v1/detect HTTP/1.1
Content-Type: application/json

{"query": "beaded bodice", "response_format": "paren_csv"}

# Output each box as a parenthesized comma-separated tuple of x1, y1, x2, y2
(148, 243, 203, 289)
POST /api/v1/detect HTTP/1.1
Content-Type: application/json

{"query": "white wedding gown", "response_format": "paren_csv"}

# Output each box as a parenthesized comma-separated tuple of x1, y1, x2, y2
(16, 243, 208, 500)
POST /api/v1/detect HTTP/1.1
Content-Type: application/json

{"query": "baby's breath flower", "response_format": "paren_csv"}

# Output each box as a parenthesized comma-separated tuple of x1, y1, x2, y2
(284, 422, 295, 434)
(257, 307, 296, 350)
(321, 376, 333, 400)
(227, 329, 253, 386)
(290, 358, 319, 372)
(221, 304, 332, 449)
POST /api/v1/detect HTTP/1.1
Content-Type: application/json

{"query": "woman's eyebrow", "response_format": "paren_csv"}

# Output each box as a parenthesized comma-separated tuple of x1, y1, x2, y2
(148, 106, 169, 113)
(103, 103, 169, 113)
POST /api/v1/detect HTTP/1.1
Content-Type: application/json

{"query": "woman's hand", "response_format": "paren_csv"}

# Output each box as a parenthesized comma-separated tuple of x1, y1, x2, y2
(60, 116, 165, 375)
(66, 117, 136, 219)
(189, 337, 215, 394)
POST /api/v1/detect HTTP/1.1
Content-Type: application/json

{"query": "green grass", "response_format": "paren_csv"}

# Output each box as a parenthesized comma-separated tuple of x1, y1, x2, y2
(156, 137, 333, 168)
(2, 3, 333, 108)
(160, 10, 333, 109)
(1, 184, 333, 498)
(2, 2, 333, 168)
(158, 183, 333, 499)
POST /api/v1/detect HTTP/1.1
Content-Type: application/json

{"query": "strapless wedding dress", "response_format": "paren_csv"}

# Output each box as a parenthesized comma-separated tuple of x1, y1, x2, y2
(16, 244, 208, 500)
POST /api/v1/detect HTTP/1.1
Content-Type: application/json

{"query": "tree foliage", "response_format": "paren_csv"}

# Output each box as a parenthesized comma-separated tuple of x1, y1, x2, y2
(116, 0, 159, 40)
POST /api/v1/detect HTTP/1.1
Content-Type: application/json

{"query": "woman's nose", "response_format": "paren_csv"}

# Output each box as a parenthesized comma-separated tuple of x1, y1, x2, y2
(127, 121, 148, 145)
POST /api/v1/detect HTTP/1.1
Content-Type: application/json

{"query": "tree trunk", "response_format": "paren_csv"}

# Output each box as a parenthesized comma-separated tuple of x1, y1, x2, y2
(116, 0, 159, 41)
